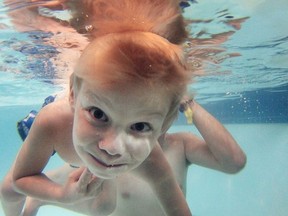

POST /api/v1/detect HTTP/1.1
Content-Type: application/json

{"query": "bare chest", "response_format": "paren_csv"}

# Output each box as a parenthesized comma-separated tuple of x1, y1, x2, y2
(110, 147, 188, 216)
(111, 174, 165, 216)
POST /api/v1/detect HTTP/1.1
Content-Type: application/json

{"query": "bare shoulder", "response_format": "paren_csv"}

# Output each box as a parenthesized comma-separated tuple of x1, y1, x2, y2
(163, 132, 205, 162)
(164, 132, 203, 148)
(34, 98, 73, 135)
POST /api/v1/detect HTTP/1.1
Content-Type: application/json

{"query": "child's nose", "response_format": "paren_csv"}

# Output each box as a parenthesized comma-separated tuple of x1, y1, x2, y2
(98, 133, 126, 156)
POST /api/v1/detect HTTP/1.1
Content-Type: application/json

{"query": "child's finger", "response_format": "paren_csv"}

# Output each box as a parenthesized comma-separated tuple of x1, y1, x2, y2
(87, 177, 104, 196)
(68, 167, 86, 181)
(78, 168, 93, 193)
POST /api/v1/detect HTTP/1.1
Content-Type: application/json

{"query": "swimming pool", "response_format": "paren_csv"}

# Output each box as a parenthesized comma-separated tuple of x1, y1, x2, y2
(0, 0, 287, 215)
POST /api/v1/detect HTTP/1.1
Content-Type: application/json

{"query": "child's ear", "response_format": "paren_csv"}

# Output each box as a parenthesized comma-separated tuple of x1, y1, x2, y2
(161, 108, 178, 135)
(69, 73, 76, 110)
(69, 88, 75, 111)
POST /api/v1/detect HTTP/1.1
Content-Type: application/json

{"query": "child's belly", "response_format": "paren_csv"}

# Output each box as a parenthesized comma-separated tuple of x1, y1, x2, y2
(109, 174, 166, 216)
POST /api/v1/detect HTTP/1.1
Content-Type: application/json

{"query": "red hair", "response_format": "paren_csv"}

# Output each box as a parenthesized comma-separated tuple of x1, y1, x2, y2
(69, 0, 187, 44)
(72, 0, 193, 121)
(75, 31, 189, 94)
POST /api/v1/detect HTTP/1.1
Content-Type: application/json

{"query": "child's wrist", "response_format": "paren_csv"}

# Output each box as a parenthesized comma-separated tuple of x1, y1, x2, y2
(179, 98, 194, 124)
(179, 99, 194, 113)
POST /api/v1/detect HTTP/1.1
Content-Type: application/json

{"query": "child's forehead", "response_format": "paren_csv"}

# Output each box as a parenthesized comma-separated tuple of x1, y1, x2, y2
(82, 79, 167, 101)
(80, 79, 172, 112)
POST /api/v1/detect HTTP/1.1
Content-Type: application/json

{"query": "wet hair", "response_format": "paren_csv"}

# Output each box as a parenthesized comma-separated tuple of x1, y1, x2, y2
(70, 0, 192, 129)
(68, 0, 187, 44)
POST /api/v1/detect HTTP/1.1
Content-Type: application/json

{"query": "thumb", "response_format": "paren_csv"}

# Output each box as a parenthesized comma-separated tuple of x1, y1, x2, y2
(68, 167, 86, 181)
(87, 176, 104, 196)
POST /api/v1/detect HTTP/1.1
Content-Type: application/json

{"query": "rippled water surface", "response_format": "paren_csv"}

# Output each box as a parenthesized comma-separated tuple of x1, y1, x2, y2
(0, 0, 287, 109)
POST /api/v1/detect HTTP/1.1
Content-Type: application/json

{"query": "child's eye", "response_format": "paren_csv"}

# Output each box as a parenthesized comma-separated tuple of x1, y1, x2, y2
(89, 107, 109, 122)
(130, 122, 152, 132)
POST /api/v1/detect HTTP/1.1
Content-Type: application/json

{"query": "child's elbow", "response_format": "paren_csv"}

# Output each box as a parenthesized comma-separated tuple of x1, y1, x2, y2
(11, 174, 26, 193)
(11, 178, 22, 192)
(226, 152, 247, 174)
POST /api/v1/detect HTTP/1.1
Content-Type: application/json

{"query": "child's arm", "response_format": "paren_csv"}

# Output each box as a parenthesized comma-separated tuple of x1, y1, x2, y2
(134, 144, 192, 216)
(182, 100, 246, 173)
(21, 166, 117, 216)
(12, 108, 63, 202)
(12, 107, 101, 205)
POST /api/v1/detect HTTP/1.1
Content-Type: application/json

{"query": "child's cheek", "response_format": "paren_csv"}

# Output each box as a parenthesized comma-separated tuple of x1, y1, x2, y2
(73, 114, 99, 147)
(124, 135, 154, 162)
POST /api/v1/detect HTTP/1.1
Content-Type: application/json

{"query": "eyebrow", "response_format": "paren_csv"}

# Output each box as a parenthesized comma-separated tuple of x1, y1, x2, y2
(85, 90, 165, 119)
(85, 90, 113, 107)
(135, 110, 165, 119)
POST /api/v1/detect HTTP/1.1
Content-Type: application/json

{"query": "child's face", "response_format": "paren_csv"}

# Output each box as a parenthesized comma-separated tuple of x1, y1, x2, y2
(72, 79, 171, 179)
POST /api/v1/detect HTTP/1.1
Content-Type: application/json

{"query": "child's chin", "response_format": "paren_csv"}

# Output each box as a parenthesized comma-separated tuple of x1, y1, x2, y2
(91, 165, 130, 179)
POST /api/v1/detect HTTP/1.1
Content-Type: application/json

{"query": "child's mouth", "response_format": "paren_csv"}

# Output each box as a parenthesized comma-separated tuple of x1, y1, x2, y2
(89, 154, 124, 168)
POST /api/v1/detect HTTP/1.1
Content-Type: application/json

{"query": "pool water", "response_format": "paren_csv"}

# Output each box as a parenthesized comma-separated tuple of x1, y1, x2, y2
(1, 0, 288, 215)
(1, 106, 287, 216)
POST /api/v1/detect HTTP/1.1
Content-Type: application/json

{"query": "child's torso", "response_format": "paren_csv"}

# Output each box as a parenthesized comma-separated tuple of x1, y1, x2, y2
(50, 100, 189, 215)
(111, 138, 189, 216)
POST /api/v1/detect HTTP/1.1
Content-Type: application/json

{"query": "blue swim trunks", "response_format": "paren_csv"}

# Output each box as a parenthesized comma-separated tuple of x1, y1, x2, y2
(179, 0, 197, 10)
(17, 95, 56, 141)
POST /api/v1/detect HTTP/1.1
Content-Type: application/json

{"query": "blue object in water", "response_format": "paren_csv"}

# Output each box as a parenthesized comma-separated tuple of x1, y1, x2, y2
(17, 110, 38, 141)
(17, 95, 56, 141)
(179, 0, 197, 9)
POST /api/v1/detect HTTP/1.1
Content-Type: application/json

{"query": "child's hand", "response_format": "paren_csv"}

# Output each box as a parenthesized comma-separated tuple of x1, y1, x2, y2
(59, 167, 104, 204)
(29, 0, 68, 10)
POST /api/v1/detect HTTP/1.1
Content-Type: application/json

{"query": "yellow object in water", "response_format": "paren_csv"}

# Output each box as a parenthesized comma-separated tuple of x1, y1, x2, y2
(184, 107, 193, 124)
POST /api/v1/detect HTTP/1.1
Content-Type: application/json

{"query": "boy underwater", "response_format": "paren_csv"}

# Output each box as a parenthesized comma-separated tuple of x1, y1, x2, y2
(1, 0, 246, 215)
